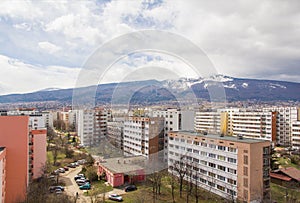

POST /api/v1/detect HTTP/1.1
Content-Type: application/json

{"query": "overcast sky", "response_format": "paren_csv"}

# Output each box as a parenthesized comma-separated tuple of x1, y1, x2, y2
(0, 0, 300, 95)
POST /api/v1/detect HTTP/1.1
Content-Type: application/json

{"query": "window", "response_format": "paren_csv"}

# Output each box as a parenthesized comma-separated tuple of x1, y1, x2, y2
(227, 178, 237, 185)
(217, 155, 226, 161)
(218, 165, 226, 171)
(218, 145, 226, 151)
(209, 153, 216, 158)
(228, 147, 237, 153)
(209, 144, 216, 149)
(227, 189, 236, 196)
(243, 166, 248, 176)
(194, 141, 199, 145)
(228, 158, 237, 164)
(244, 190, 248, 200)
(208, 162, 216, 168)
(201, 151, 207, 156)
(193, 149, 199, 154)
(200, 169, 207, 174)
(217, 175, 226, 181)
(227, 168, 237, 174)
(201, 142, 207, 147)
(244, 155, 248, 165)
(263, 158, 269, 166)
(244, 178, 248, 187)
(217, 185, 225, 191)
(208, 181, 215, 187)
(200, 160, 207, 165)
(208, 172, 216, 178)
(263, 147, 269, 155)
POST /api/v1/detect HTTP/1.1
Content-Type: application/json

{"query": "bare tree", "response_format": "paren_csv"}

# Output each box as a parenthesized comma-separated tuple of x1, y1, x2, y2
(172, 155, 188, 198)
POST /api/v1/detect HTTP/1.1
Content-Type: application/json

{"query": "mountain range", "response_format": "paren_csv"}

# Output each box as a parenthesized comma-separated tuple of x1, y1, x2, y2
(0, 75, 299, 105)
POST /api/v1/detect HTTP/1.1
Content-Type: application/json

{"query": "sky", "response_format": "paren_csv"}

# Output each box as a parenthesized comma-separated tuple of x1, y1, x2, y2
(0, 0, 300, 95)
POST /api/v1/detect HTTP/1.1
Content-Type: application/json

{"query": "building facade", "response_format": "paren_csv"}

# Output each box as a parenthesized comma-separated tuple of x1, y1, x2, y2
(0, 147, 6, 203)
(263, 107, 299, 146)
(0, 116, 47, 203)
(123, 117, 164, 158)
(291, 121, 300, 149)
(168, 131, 271, 202)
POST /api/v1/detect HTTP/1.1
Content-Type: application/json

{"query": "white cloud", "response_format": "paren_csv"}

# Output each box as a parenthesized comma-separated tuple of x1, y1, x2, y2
(0, 0, 300, 95)
(38, 41, 61, 54)
(0, 54, 80, 95)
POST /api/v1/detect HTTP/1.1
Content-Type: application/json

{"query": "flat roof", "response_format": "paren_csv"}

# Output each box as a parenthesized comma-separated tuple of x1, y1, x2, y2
(171, 130, 269, 144)
(99, 156, 146, 174)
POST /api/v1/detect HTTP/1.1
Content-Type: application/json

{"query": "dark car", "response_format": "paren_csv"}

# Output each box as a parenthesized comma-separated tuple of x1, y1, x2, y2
(124, 185, 137, 192)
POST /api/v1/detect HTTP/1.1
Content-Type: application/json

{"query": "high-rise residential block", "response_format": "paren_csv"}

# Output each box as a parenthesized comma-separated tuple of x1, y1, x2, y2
(123, 117, 164, 158)
(168, 131, 271, 202)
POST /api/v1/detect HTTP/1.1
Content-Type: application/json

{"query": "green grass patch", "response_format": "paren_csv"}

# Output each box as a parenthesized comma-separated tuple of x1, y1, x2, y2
(83, 180, 113, 197)
(271, 183, 300, 203)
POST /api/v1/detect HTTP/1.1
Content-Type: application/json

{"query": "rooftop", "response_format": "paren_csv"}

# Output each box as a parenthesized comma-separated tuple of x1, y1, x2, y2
(98, 156, 146, 174)
(279, 167, 300, 182)
(171, 130, 269, 144)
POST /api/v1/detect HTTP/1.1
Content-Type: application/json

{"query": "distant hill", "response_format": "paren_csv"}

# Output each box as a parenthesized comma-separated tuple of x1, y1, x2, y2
(0, 75, 299, 104)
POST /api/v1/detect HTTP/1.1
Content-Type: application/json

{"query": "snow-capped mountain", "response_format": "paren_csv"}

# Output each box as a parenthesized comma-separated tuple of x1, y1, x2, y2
(0, 75, 299, 104)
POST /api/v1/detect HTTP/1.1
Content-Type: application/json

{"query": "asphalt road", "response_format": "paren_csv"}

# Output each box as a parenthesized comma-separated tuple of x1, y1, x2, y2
(61, 165, 126, 203)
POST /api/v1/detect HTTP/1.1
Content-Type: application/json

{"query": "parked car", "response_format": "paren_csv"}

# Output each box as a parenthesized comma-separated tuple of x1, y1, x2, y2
(49, 186, 65, 193)
(76, 179, 88, 186)
(58, 168, 65, 173)
(74, 174, 85, 180)
(124, 185, 137, 192)
(79, 183, 91, 190)
(55, 189, 63, 194)
(67, 164, 75, 168)
(108, 194, 123, 202)
(63, 166, 69, 171)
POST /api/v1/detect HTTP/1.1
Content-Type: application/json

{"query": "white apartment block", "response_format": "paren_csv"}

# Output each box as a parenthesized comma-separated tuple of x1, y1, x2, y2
(123, 117, 164, 158)
(107, 121, 124, 150)
(231, 111, 277, 142)
(194, 111, 221, 134)
(77, 108, 111, 146)
(263, 107, 299, 146)
(7, 109, 47, 130)
(291, 121, 300, 149)
(168, 131, 271, 202)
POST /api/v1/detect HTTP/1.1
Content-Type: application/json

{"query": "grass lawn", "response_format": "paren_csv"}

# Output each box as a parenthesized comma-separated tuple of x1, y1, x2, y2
(106, 181, 224, 203)
(271, 183, 300, 203)
(83, 180, 113, 197)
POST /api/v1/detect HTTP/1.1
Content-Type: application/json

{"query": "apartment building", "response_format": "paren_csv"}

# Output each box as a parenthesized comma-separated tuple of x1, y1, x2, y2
(263, 107, 299, 146)
(123, 117, 164, 158)
(231, 111, 277, 142)
(152, 109, 194, 160)
(107, 121, 124, 150)
(7, 108, 49, 129)
(0, 116, 46, 202)
(291, 121, 300, 149)
(168, 131, 271, 202)
(77, 108, 111, 146)
(0, 147, 6, 203)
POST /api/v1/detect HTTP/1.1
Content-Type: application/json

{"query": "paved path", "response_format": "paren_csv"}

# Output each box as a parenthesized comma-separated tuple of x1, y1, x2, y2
(61, 166, 126, 202)
(61, 166, 90, 203)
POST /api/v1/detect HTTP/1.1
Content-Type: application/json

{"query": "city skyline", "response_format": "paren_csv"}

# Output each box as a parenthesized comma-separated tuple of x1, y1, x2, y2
(0, 1, 300, 95)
